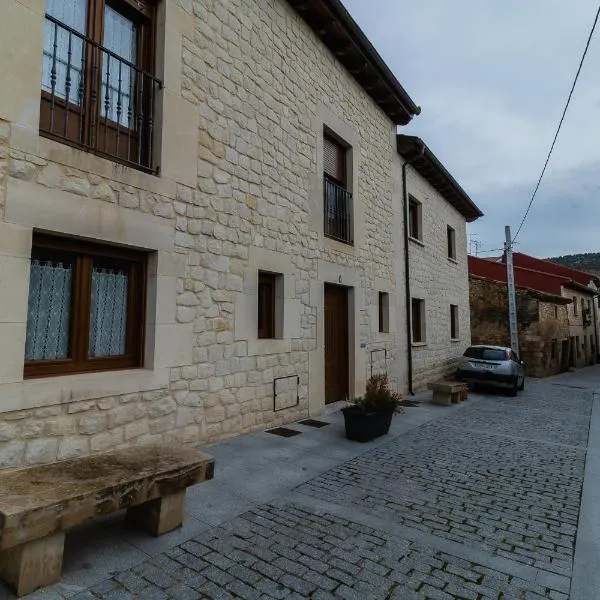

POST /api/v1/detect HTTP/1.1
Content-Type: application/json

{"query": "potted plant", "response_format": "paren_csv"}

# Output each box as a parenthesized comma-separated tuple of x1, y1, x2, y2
(342, 374, 403, 442)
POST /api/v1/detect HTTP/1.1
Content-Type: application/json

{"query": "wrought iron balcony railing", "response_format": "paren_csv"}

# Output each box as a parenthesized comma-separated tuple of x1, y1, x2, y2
(324, 177, 353, 245)
(41, 14, 162, 173)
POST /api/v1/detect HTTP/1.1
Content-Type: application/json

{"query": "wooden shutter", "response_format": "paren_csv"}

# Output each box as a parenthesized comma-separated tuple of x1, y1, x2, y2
(323, 135, 346, 184)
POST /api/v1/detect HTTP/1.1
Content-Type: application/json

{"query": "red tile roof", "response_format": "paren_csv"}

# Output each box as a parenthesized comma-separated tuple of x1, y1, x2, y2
(512, 253, 600, 287)
(468, 256, 571, 299)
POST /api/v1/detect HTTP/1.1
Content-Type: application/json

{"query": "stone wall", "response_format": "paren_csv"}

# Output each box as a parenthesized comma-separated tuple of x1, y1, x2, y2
(0, 0, 402, 468)
(469, 276, 570, 378)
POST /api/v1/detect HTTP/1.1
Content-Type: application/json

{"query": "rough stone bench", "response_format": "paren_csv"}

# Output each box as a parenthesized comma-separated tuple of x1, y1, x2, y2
(428, 381, 468, 406)
(0, 445, 214, 597)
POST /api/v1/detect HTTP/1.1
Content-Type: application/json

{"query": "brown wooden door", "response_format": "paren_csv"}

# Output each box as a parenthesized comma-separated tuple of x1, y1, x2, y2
(324, 284, 349, 404)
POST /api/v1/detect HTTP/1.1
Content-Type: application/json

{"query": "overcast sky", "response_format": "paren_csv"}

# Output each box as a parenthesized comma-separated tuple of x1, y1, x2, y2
(343, 0, 600, 258)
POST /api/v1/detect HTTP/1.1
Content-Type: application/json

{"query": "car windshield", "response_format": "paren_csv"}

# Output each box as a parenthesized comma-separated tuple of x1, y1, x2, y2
(463, 347, 507, 361)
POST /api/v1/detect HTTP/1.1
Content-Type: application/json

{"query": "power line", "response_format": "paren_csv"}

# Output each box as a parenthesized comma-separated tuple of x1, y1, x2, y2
(512, 2, 600, 246)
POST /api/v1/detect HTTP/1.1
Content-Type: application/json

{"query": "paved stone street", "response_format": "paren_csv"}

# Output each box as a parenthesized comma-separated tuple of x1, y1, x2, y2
(4, 369, 600, 600)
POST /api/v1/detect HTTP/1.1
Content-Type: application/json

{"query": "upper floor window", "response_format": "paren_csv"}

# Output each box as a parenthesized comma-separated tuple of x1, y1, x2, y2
(573, 297, 578, 315)
(41, 0, 161, 173)
(408, 196, 422, 241)
(323, 133, 353, 245)
(25, 234, 147, 378)
(447, 226, 456, 260)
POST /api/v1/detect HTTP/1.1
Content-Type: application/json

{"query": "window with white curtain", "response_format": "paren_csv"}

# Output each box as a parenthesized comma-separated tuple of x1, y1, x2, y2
(24, 234, 147, 378)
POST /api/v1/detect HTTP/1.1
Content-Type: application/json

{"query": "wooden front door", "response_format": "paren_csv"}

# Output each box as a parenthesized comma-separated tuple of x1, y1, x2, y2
(324, 284, 349, 404)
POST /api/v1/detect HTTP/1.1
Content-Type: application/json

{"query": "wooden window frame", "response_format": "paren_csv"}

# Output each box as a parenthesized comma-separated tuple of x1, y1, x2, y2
(447, 225, 456, 260)
(378, 292, 389, 333)
(257, 271, 277, 340)
(408, 196, 422, 241)
(40, 0, 158, 172)
(450, 304, 459, 340)
(24, 234, 146, 379)
(323, 132, 347, 188)
(412, 298, 425, 343)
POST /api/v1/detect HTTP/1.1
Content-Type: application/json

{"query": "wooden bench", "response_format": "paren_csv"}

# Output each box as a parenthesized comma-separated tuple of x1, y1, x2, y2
(428, 381, 468, 406)
(0, 445, 214, 597)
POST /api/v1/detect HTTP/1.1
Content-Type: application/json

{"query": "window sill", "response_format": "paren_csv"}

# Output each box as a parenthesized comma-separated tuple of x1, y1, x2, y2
(448, 257, 458, 264)
(412, 341, 427, 347)
(1, 367, 169, 415)
(409, 236, 425, 248)
(451, 338, 461, 343)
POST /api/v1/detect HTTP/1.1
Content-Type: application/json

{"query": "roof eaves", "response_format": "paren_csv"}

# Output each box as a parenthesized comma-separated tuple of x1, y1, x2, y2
(397, 135, 483, 222)
(286, 0, 420, 125)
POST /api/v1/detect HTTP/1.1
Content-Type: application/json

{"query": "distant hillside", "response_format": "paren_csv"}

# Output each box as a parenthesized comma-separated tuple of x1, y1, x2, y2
(547, 252, 600, 274)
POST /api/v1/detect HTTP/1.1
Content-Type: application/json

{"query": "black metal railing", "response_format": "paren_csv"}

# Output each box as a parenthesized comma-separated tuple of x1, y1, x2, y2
(41, 14, 162, 173)
(324, 177, 353, 244)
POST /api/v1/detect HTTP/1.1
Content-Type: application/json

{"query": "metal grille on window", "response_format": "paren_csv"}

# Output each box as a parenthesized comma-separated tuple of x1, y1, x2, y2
(89, 266, 129, 357)
(101, 5, 137, 128)
(25, 259, 73, 360)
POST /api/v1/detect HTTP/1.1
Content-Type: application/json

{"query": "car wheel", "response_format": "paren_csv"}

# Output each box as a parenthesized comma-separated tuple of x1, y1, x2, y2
(509, 378, 519, 397)
(518, 376, 525, 391)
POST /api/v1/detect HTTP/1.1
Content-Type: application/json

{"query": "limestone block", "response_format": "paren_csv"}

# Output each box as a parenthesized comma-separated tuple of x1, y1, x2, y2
(79, 414, 108, 435)
(25, 439, 59, 465)
(57, 438, 90, 461)
(0, 441, 25, 469)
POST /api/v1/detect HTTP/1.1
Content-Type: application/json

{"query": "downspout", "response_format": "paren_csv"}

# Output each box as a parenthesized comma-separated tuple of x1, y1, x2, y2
(402, 141, 425, 395)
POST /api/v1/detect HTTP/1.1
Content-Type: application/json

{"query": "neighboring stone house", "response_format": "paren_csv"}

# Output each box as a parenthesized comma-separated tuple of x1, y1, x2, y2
(394, 136, 483, 391)
(0, 0, 480, 469)
(511, 254, 600, 368)
(469, 254, 598, 376)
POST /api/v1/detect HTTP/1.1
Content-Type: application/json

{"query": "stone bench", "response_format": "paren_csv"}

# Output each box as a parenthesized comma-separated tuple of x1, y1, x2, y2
(0, 445, 214, 597)
(428, 381, 468, 406)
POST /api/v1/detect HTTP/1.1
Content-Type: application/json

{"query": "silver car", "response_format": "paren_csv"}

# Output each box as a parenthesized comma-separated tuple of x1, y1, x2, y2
(456, 345, 525, 396)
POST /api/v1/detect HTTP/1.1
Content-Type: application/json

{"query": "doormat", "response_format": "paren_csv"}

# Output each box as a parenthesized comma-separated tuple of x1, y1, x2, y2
(266, 427, 302, 437)
(399, 400, 421, 407)
(298, 419, 330, 428)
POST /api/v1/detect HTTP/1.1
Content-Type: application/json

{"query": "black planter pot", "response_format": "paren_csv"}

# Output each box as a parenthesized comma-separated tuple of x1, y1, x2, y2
(342, 405, 393, 442)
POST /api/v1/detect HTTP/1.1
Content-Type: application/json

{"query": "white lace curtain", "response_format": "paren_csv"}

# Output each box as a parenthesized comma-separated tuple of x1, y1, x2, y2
(25, 260, 73, 361)
(89, 267, 129, 357)
(101, 5, 137, 127)
(42, 0, 137, 128)
(42, 0, 87, 103)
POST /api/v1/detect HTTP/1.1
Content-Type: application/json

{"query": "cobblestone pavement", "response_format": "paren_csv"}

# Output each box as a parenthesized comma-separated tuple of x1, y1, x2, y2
(11, 376, 596, 599)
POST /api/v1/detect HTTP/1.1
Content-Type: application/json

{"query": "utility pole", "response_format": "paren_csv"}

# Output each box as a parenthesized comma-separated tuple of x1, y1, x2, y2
(505, 226, 519, 355)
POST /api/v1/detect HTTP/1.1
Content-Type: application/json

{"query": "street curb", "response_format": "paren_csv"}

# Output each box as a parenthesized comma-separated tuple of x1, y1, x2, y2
(570, 390, 600, 600)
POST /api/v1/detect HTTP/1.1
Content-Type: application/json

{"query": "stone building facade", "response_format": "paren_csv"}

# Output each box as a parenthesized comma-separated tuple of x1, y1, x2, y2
(469, 271, 570, 378)
(0, 0, 480, 469)
(394, 136, 482, 392)
(468, 255, 600, 377)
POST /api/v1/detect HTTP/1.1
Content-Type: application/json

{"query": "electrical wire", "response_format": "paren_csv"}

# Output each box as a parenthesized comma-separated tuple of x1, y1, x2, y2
(511, 2, 600, 246)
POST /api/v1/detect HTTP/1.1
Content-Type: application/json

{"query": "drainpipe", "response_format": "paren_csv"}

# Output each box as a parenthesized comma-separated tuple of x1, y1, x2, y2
(402, 141, 425, 395)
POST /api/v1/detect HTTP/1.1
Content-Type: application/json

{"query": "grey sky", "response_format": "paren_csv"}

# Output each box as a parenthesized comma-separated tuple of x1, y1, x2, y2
(343, 0, 600, 257)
